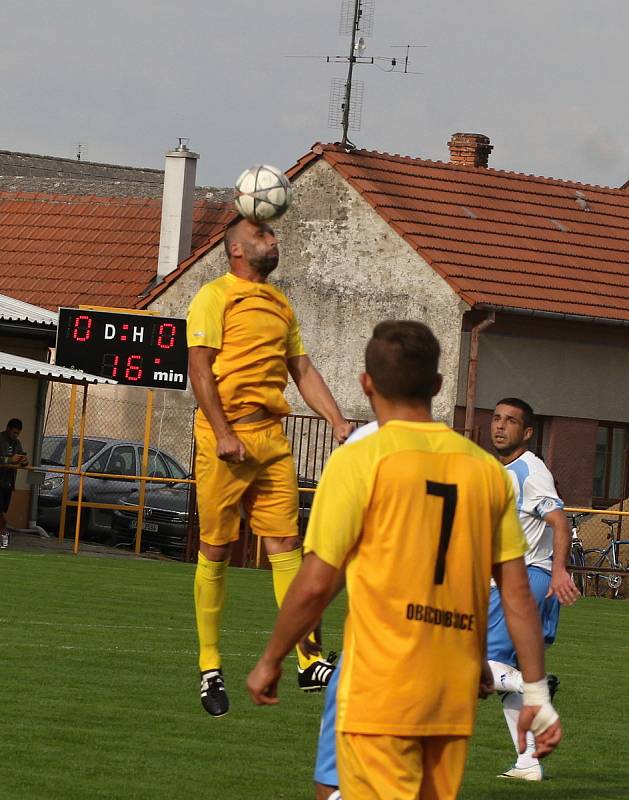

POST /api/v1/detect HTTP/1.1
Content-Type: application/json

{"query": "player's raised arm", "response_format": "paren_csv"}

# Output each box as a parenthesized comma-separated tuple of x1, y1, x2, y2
(287, 354, 354, 442)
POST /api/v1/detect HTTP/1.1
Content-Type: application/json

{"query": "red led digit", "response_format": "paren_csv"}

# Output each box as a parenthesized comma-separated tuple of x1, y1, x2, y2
(124, 354, 143, 382)
(101, 353, 120, 378)
(72, 314, 93, 342)
(157, 322, 176, 349)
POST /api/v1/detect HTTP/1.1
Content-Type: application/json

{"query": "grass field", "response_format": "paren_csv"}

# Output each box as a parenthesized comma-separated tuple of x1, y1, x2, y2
(1, 550, 628, 799)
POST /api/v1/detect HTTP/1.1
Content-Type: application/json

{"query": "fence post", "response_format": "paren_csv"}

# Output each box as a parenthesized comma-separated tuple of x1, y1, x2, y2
(58, 385, 78, 541)
(134, 389, 154, 555)
(72, 385, 88, 555)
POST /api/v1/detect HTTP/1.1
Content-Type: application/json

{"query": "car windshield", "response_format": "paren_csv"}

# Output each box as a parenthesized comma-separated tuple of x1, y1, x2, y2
(41, 437, 107, 467)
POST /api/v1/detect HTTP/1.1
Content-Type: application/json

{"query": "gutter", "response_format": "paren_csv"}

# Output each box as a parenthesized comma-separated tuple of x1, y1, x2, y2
(464, 311, 495, 439)
(474, 303, 629, 328)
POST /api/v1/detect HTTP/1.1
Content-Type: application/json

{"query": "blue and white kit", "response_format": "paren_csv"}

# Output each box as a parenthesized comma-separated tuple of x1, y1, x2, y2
(487, 450, 564, 667)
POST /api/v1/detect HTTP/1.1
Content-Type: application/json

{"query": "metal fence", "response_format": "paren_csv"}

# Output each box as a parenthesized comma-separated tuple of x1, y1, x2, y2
(39, 383, 195, 555)
(39, 392, 629, 592)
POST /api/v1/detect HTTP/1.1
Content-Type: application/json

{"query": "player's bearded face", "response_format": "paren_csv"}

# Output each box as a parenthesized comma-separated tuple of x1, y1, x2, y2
(249, 248, 279, 275)
(243, 238, 279, 276)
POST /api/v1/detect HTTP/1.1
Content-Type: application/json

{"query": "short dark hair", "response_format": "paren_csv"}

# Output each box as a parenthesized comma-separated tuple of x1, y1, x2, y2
(495, 397, 534, 429)
(365, 320, 440, 401)
(6, 418, 22, 431)
(223, 217, 242, 259)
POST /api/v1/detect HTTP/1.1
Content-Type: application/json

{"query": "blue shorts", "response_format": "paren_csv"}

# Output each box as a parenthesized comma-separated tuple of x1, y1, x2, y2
(313, 654, 342, 787)
(487, 565, 560, 668)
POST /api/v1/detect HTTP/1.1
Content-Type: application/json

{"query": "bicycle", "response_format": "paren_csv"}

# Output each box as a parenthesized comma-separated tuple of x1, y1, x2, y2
(568, 512, 588, 595)
(582, 517, 629, 598)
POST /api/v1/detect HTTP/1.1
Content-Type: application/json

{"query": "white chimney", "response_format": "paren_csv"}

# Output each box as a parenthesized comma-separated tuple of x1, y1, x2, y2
(157, 139, 200, 279)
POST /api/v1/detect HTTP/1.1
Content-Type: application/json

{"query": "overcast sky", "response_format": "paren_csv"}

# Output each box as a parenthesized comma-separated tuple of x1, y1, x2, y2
(3, 0, 629, 189)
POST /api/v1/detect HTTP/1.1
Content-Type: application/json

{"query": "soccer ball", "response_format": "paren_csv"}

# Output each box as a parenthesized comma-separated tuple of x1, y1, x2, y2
(234, 164, 293, 222)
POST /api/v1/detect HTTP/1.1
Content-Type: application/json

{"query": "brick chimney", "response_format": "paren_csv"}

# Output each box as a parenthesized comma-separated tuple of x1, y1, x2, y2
(157, 140, 200, 279)
(447, 133, 493, 168)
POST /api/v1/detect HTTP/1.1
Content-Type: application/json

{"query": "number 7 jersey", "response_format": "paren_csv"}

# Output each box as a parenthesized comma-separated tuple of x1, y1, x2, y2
(303, 420, 526, 737)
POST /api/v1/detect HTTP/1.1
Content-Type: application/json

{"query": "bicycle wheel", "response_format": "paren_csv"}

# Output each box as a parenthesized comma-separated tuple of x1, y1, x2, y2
(583, 549, 615, 597)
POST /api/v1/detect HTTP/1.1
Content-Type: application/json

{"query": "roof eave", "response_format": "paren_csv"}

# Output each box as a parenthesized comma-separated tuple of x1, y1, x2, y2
(473, 303, 629, 328)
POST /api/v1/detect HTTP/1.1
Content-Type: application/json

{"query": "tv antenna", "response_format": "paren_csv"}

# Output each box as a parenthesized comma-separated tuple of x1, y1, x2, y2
(287, 0, 424, 150)
(73, 142, 88, 161)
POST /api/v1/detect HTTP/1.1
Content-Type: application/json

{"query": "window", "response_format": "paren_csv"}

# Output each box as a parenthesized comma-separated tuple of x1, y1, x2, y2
(105, 446, 137, 477)
(163, 454, 187, 479)
(86, 450, 111, 474)
(147, 450, 170, 479)
(592, 423, 629, 505)
(42, 437, 107, 467)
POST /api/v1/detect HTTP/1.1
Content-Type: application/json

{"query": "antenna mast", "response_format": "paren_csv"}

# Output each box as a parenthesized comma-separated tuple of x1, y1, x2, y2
(73, 142, 88, 161)
(286, 0, 423, 150)
(341, 0, 362, 148)
(329, 0, 423, 150)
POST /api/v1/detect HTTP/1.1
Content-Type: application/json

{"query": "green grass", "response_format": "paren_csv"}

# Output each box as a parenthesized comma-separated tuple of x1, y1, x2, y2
(0, 551, 627, 799)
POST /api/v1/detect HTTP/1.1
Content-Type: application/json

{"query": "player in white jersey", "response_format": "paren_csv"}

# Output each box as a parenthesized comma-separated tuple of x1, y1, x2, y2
(488, 398, 579, 782)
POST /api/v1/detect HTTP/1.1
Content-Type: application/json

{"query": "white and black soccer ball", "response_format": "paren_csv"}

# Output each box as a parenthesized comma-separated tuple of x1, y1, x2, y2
(234, 164, 293, 222)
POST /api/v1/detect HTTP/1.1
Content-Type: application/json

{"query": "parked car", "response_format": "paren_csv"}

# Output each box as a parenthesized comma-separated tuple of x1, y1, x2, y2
(111, 482, 191, 555)
(110, 476, 318, 555)
(37, 436, 189, 540)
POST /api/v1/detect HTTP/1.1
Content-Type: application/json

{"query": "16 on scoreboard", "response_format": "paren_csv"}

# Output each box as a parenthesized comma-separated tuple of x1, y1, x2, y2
(56, 308, 188, 390)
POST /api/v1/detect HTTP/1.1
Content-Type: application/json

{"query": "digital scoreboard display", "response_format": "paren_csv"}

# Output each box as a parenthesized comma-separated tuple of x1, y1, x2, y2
(56, 308, 188, 390)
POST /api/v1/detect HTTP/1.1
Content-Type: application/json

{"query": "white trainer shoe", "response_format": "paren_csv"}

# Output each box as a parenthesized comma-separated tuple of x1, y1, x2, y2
(498, 764, 543, 781)
(0, 531, 8, 548)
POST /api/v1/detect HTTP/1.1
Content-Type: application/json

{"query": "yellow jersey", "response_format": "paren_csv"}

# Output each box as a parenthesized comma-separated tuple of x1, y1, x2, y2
(187, 273, 306, 422)
(304, 421, 526, 737)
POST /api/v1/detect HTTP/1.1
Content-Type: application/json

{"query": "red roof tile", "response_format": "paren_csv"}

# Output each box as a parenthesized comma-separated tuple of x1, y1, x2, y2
(139, 144, 629, 323)
(0, 192, 229, 310)
(314, 144, 629, 322)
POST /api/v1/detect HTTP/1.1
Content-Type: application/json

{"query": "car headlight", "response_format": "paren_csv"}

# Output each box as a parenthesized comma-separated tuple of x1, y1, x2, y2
(42, 476, 64, 491)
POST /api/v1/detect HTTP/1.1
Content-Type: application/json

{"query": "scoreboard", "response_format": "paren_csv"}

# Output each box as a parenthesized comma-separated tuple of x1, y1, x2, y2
(55, 308, 188, 390)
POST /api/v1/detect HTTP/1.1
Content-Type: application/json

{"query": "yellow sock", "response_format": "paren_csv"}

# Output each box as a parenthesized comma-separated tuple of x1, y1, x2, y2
(194, 552, 228, 672)
(268, 548, 319, 670)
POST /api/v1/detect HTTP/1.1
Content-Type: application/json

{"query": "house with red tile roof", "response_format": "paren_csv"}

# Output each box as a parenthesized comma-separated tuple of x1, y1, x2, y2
(0, 191, 233, 310)
(143, 135, 629, 510)
(0, 144, 231, 509)
(0, 145, 232, 310)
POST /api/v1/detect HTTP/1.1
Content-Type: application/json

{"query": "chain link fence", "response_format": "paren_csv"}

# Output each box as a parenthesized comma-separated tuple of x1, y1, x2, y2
(43, 383, 195, 470)
(39, 383, 195, 554)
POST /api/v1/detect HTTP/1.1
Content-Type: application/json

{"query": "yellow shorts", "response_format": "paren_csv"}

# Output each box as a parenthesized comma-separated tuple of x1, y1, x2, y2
(337, 731, 469, 800)
(194, 415, 298, 545)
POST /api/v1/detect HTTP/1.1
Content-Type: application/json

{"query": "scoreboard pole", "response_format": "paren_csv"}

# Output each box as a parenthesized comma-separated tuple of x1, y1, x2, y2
(135, 389, 154, 555)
